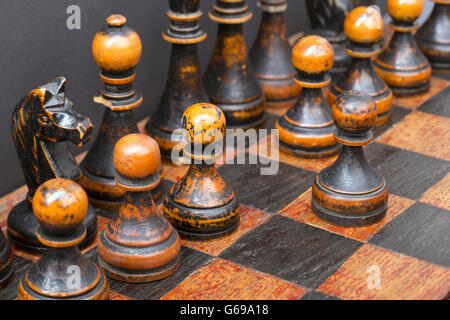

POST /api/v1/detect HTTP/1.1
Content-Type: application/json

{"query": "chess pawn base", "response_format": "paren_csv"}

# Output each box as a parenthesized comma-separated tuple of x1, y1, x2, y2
(7, 199, 97, 251)
(0, 231, 13, 287)
(312, 145, 389, 227)
(258, 78, 299, 110)
(215, 95, 266, 130)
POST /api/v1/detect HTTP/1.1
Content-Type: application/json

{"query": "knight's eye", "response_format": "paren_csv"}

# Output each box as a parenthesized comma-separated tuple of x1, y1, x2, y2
(40, 116, 51, 125)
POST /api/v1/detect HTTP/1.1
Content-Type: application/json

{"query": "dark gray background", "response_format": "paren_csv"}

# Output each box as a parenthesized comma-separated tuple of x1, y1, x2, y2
(0, 0, 432, 197)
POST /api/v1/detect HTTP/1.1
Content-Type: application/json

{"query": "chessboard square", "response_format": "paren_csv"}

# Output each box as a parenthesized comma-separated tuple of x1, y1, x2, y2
(419, 86, 450, 117)
(365, 143, 450, 200)
(280, 189, 415, 242)
(161, 259, 307, 300)
(373, 106, 411, 139)
(219, 215, 363, 289)
(392, 77, 449, 110)
(369, 202, 450, 268)
(318, 244, 450, 300)
(182, 206, 271, 256)
(300, 291, 340, 300)
(377, 111, 450, 161)
(0, 255, 32, 300)
(420, 173, 450, 211)
(248, 133, 338, 173)
(109, 291, 133, 300)
(85, 246, 213, 300)
(218, 157, 315, 213)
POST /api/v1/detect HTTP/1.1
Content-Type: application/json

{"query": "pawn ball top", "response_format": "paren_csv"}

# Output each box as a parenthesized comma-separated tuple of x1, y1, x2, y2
(113, 133, 161, 179)
(182, 103, 226, 145)
(332, 90, 377, 135)
(32, 178, 88, 236)
(292, 35, 334, 74)
(344, 6, 384, 43)
(387, 0, 424, 22)
(92, 14, 142, 73)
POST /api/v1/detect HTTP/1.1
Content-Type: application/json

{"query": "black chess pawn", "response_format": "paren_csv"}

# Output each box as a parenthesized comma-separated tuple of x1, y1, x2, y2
(0, 230, 13, 287)
(416, 0, 450, 72)
(204, 0, 266, 128)
(98, 133, 181, 283)
(250, 0, 300, 109)
(328, 6, 393, 126)
(163, 103, 240, 239)
(145, 0, 209, 159)
(80, 14, 162, 213)
(8, 77, 97, 251)
(312, 90, 389, 227)
(18, 178, 109, 300)
(276, 35, 340, 158)
(375, 0, 431, 96)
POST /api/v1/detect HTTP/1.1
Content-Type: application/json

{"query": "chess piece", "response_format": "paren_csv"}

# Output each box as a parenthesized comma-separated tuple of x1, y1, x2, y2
(80, 14, 162, 212)
(416, 0, 450, 72)
(312, 90, 389, 227)
(204, 0, 266, 128)
(18, 179, 109, 300)
(163, 103, 240, 239)
(8, 77, 97, 251)
(328, 6, 393, 126)
(249, 0, 300, 109)
(276, 35, 340, 158)
(145, 0, 209, 159)
(375, 0, 431, 96)
(0, 230, 13, 287)
(98, 133, 181, 283)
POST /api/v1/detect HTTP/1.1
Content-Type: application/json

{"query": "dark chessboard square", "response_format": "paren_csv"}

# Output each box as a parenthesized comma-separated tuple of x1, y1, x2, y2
(0, 255, 32, 300)
(220, 215, 363, 289)
(373, 106, 411, 139)
(300, 291, 340, 300)
(218, 157, 315, 213)
(86, 246, 213, 300)
(418, 86, 450, 117)
(433, 72, 450, 82)
(370, 202, 450, 268)
(366, 143, 450, 200)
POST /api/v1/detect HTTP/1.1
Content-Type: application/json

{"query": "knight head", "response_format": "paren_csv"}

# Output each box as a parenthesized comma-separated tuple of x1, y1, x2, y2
(26, 77, 93, 146)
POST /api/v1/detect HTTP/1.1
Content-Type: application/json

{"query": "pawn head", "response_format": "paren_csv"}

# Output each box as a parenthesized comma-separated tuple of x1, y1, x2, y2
(344, 6, 384, 43)
(33, 178, 88, 237)
(292, 35, 334, 74)
(92, 14, 142, 73)
(387, 0, 424, 23)
(182, 103, 226, 145)
(332, 90, 377, 135)
(113, 133, 161, 179)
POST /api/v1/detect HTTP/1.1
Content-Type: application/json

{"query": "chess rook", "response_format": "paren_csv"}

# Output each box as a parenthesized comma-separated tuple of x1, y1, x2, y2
(18, 179, 109, 300)
(98, 134, 181, 283)
(276, 35, 340, 158)
(328, 6, 393, 126)
(0, 230, 13, 287)
(8, 78, 97, 251)
(312, 91, 389, 227)
(204, 0, 266, 128)
(416, 0, 450, 72)
(163, 103, 240, 240)
(375, 0, 431, 96)
(250, 0, 300, 109)
(80, 15, 162, 212)
(145, 0, 209, 159)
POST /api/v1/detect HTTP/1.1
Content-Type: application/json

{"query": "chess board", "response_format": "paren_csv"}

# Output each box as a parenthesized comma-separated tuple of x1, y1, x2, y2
(1, 70, 449, 301)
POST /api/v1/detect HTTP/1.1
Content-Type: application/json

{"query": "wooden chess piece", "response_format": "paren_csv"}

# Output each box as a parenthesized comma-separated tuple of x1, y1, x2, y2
(0, 230, 13, 287)
(98, 133, 181, 283)
(204, 0, 266, 128)
(145, 0, 209, 159)
(18, 179, 109, 300)
(163, 103, 240, 239)
(375, 0, 431, 96)
(249, 0, 300, 109)
(312, 90, 389, 227)
(416, 0, 450, 72)
(80, 14, 162, 212)
(276, 35, 340, 158)
(328, 6, 393, 126)
(8, 77, 97, 251)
